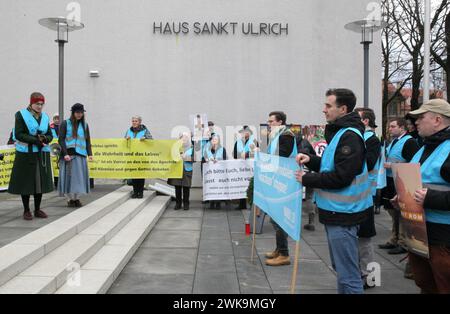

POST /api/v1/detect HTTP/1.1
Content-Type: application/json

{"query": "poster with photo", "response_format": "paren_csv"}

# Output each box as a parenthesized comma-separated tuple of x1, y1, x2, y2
(392, 163, 429, 259)
(301, 125, 327, 157)
(190, 113, 209, 141)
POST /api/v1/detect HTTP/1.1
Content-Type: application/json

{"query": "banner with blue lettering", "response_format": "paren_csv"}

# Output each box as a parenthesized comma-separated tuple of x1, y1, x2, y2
(253, 153, 303, 241)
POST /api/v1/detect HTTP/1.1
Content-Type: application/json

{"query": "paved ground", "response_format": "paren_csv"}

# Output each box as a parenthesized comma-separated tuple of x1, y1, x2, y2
(0, 185, 420, 294)
(0, 181, 122, 248)
(109, 192, 420, 294)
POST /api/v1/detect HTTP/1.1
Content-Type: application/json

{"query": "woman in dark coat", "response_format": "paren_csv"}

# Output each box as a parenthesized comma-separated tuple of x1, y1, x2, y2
(8, 92, 54, 220)
(58, 103, 93, 207)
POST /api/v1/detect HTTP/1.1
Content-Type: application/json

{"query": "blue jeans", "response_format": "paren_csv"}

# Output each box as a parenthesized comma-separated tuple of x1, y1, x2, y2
(270, 218, 289, 256)
(325, 224, 363, 294)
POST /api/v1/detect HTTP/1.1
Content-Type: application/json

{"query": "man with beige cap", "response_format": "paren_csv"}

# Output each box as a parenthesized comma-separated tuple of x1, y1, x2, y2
(404, 98, 450, 293)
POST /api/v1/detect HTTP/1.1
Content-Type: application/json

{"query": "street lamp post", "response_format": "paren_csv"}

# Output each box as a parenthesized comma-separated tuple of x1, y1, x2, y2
(345, 19, 385, 108)
(39, 17, 84, 121)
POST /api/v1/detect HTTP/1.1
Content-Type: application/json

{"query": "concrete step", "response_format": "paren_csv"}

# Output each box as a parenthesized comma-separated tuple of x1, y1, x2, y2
(55, 196, 171, 294)
(0, 186, 131, 287)
(0, 191, 155, 294)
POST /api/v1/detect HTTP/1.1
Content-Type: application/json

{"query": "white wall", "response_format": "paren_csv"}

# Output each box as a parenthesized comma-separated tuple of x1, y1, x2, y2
(0, 0, 382, 146)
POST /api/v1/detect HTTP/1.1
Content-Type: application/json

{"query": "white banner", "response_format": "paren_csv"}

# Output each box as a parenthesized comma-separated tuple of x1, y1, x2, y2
(203, 159, 254, 201)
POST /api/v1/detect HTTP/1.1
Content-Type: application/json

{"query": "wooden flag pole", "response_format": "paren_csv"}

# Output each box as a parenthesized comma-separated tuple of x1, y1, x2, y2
(251, 204, 257, 263)
(290, 240, 301, 294)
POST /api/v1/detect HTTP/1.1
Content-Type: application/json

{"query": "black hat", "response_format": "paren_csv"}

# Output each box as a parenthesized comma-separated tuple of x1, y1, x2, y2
(239, 125, 253, 134)
(71, 103, 86, 113)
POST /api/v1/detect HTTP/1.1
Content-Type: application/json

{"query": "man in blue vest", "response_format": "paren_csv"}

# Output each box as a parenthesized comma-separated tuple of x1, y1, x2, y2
(399, 99, 450, 293)
(295, 89, 372, 294)
(379, 118, 419, 254)
(355, 107, 381, 288)
(264, 111, 298, 267)
(233, 125, 257, 210)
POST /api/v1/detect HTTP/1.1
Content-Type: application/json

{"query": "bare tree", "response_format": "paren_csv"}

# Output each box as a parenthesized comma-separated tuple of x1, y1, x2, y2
(390, 0, 448, 110)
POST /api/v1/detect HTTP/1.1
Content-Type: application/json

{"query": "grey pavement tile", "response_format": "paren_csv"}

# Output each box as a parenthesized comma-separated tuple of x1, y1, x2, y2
(142, 230, 200, 249)
(0, 227, 39, 247)
(155, 218, 202, 231)
(201, 227, 231, 240)
(162, 208, 204, 218)
(1, 215, 64, 228)
(122, 248, 198, 275)
(199, 238, 233, 255)
(196, 254, 236, 274)
(109, 273, 194, 294)
(193, 272, 240, 294)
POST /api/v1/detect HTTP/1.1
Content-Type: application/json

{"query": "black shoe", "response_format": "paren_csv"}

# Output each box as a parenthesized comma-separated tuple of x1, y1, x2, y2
(378, 243, 397, 250)
(131, 193, 138, 199)
(184, 203, 190, 211)
(304, 224, 315, 231)
(388, 246, 407, 255)
(137, 193, 144, 199)
(174, 203, 182, 210)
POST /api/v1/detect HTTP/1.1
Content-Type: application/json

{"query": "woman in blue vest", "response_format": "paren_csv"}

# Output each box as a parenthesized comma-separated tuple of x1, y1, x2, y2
(204, 134, 227, 209)
(168, 132, 194, 210)
(58, 103, 93, 207)
(8, 92, 54, 220)
(125, 116, 153, 198)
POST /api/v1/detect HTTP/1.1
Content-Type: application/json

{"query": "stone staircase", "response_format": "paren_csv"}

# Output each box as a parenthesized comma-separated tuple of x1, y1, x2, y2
(0, 186, 170, 294)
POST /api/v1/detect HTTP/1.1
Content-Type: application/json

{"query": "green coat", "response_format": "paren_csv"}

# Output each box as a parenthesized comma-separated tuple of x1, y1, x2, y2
(8, 110, 54, 195)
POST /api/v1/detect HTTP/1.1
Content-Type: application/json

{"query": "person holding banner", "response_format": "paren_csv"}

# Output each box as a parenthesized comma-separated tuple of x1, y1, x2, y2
(58, 103, 93, 207)
(8, 92, 54, 220)
(355, 107, 381, 288)
(401, 99, 450, 294)
(233, 126, 257, 210)
(168, 132, 194, 210)
(379, 118, 419, 255)
(125, 116, 153, 199)
(264, 111, 298, 267)
(204, 134, 227, 209)
(295, 89, 372, 294)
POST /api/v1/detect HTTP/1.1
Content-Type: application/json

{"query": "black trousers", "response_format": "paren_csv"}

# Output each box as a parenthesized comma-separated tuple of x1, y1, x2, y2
(175, 186, 190, 205)
(132, 179, 145, 194)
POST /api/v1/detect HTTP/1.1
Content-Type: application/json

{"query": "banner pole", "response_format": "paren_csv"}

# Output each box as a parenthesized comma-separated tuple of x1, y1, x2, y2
(290, 240, 301, 294)
(251, 204, 257, 264)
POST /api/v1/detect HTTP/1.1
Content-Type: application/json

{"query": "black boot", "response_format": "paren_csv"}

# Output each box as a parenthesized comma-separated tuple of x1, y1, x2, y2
(174, 202, 182, 210)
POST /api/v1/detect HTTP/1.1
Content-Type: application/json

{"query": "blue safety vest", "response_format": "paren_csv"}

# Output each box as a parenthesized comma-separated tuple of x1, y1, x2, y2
(314, 127, 373, 214)
(411, 140, 450, 225)
(125, 128, 146, 139)
(66, 119, 88, 156)
(205, 146, 225, 161)
(15, 109, 51, 153)
(236, 135, 255, 156)
(51, 128, 58, 139)
(183, 147, 194, 172)
(364, 130, 381, 196)
(267, 129, 298, 157)
(386, 134, 413, 177)
(12, 128, 16, 142)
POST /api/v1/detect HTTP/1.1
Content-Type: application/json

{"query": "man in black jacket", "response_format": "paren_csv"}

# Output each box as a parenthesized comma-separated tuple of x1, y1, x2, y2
(355, 107, 381, 287)
(403, 99, 450, 293)
(295, 89, 370, 294)
(379, 118, 419, 254)
(264, 111, 297, 267)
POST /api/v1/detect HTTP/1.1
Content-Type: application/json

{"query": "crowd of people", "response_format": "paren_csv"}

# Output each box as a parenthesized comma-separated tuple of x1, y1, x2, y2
(4, 89, 450, 294)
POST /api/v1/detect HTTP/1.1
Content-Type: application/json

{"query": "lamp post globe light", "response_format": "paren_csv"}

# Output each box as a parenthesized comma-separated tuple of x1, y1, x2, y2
(345, 19, 386, 108)
(39, 17, 84, 121)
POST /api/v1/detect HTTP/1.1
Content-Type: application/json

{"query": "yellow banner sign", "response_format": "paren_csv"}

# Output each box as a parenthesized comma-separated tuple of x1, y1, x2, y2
(1, 139, 183, 190)
(87, 139, 183, 179)
(0, 146, 15, 191)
